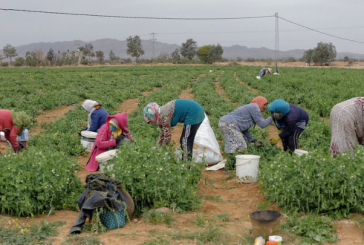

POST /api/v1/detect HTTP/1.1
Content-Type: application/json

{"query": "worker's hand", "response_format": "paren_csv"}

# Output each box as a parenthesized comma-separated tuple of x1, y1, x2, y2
(252, 139, 264, 147)
(115, 135, 124, 144)
(278, 129, 284, 134)
(270, 135, 281, 145)
(13, 144, 23, 153)
(273, 112, 283, 119)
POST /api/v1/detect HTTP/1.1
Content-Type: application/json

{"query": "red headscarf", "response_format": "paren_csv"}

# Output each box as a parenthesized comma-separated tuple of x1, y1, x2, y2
(250, 96, 268, 112)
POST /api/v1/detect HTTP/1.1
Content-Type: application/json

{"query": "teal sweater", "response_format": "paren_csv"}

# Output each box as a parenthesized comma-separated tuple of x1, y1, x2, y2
(171, 99, 205, 126)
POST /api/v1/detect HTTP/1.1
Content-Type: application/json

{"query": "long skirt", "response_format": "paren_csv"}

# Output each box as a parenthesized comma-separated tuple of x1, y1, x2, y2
(218, 121, 247, 153)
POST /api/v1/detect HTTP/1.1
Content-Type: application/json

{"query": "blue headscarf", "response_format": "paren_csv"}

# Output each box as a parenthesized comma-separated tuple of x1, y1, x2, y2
(268, 99, 290, 117)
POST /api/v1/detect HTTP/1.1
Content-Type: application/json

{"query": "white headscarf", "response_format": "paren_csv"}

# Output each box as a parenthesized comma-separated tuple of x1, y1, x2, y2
(82, 100, 99, 129)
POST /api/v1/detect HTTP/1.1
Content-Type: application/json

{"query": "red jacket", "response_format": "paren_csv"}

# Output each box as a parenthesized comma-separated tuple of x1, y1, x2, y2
(0, 110, 21, 148)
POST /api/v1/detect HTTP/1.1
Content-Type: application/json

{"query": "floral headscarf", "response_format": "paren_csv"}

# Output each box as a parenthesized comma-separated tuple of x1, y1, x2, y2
(143, 103, 160, 123)
(250, 96, 268, 112)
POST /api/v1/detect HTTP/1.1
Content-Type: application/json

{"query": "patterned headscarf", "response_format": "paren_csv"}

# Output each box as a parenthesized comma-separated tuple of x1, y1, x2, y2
(250, 96, 268, 112)
(143, 103, 160, 123)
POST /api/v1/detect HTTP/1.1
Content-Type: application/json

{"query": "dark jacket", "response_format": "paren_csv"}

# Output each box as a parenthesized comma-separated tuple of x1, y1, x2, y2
(275, 104, 309, 139)
(88, 108, 109, 132)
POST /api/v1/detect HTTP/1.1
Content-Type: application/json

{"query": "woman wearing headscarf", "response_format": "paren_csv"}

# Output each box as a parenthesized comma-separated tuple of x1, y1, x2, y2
(81, 100, 109, 133)
(269, 99, 309, 154)
(218, 96, 271, 154)
(86, 112, 132, 172)
(330, 97, 364, 156)
(143, 99, 205, 161)
(0, 109, 30, 153)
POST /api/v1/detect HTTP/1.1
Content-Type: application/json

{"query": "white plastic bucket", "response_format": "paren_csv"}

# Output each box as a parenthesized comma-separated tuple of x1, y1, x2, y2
(81, 131, 97, 150)
(256, 76, 261, 80)
(294, 149, 308, 157)
(235, 155, 260, 183)
(96, 150, 117, 173)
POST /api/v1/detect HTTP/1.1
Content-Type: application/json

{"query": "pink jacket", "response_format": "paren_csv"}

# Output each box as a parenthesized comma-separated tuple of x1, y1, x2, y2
(85, 113, 132, 172)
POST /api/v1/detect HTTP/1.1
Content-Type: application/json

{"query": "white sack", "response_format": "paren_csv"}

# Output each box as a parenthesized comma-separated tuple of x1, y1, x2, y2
(193, 114, 223, 166)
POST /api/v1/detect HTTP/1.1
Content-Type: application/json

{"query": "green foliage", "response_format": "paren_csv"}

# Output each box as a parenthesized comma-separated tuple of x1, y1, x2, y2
(281, 214, 338, 244)
(126, 35, 145, 62)
(63, 235, 103, 245)
(259, 149, 364, 217)
(197, 45, 212, 63)
(0, 148, 83, 216)
(3, 44, 17, 66)
(0, 220, 65, 244)
(95, 50, 104, 64)
(208, 44, 224, 64)
(14, 57, 25, 67)
(312, 42, 337, 65)
(180, 39, 197, 60)
(143, 209, 174, 227)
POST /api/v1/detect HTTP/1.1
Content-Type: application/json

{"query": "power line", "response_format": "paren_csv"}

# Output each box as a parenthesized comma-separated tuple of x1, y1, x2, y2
(279, 16, 364, 44)
(0, 8, 274, 20)
(0, 7, 363, 44)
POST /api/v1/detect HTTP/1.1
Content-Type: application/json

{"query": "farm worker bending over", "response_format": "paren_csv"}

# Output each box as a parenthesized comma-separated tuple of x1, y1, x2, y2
(259, 68, 272, 78)
(269, 99, 309, 154)
(143, 99, 205, 161)
(86, 112, 132, 172)
(330, 97, 364, 156)
(81, 100, 109, 133)
(218, 96, 271, 154)
(0, 109, 30, 153)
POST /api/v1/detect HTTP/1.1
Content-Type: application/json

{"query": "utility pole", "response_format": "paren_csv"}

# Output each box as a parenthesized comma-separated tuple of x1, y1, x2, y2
(275, 13, 279, 73)
(150, 33, 157, 63)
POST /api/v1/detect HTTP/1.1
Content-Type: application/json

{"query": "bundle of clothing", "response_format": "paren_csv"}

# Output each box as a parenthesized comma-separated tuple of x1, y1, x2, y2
(69, 173, 133, 234)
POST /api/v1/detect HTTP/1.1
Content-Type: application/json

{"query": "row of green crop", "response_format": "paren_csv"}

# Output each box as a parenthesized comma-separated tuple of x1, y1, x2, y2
(236, 66, 364, 117)
(104, 70, 207, 215)
(1, 66, 210, 216)
(230, 66, 364, 218)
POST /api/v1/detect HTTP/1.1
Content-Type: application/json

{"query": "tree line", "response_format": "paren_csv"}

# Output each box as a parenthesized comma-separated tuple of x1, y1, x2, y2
(0, 39, 362, 67)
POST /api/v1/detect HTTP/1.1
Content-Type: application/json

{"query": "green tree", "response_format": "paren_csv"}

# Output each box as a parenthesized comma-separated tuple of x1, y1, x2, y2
(3, 44, 17, 66)
(170, 48, 181, 63)
(180, 39, 197, 60)
(126, 35, 145, 62)
(312, 42, 337, 65)
(25, 51, 37, 67)
(207, 44, 223, 64)
(47, 48, 55, 66)
(83, 43, 94, 60)
(156, 52, 169, 63)
(197, 45, 212, 63)
(14, 57, 25, 67)
(95, 50, 104, 64)
(109, 50, 119, 63)
(303, 49, 314, 65)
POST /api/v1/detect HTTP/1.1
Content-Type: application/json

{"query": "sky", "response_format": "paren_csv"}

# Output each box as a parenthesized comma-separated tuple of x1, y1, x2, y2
(0, 0, 364, 54)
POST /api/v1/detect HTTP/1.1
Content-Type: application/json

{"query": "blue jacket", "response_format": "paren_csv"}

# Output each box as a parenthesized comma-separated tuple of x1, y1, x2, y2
(275, 104, 309, 139)
(88, 108, 109, 132)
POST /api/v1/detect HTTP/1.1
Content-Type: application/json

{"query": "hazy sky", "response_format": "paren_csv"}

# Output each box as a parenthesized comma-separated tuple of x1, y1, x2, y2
(1, 0, 364, 53)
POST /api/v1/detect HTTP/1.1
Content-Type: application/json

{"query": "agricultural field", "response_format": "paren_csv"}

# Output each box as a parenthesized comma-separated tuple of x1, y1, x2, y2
(1, 65, 364, 244)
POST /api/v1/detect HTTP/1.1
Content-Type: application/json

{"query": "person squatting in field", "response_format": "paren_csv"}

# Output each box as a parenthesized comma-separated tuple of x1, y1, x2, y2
(0, 109, 30, 153)
(269, 99, 309, 155)
(143, 99, 205, 161)
(259, 68, 272, 78)
(81, 100, 109, 133)
(330, 97, 364, 156)
(86, 112, 133, 172)
(218, 96, 271, 154)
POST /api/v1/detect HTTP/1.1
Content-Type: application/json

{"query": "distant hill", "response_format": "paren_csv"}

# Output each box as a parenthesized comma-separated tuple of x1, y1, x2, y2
(11, 38, 364, 61)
